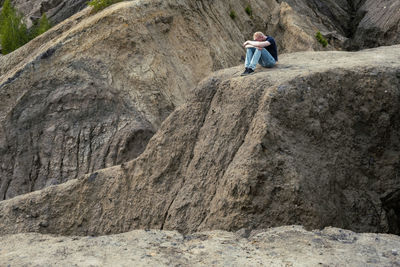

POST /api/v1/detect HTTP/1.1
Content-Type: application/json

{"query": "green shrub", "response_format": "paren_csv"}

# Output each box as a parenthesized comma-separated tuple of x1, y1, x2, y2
(245, 5, 252, 16)
(0, 0, 29, 54)
(229, 10, 236, 20)
(88, 0, 123, 13)
(35, 13, 52, 36)
(315, 31, 328, 47)
(0, 0, 52, 54)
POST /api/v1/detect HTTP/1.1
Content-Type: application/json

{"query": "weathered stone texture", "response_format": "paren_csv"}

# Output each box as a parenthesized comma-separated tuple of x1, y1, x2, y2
(11, 0, 88, 27)
(277, 0, 400, 50)
(0, 46, 399, 236)
(1, 0, 342, 199)
(1, 226, 400, 266)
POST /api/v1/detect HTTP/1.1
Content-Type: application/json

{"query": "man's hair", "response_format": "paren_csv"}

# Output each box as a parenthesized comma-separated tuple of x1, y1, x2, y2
(253, 32, 265, 39)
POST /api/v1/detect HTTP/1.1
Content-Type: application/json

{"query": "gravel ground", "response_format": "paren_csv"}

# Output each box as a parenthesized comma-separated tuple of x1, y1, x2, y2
(1, 226, 399, 266)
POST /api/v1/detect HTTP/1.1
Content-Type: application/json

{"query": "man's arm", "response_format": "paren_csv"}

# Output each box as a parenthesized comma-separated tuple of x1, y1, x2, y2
(247, 40, 271, 48)
(243, 40, 271, 48)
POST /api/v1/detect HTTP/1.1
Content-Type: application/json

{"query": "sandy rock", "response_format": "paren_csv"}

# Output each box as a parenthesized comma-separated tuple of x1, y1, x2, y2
(0, 226, 399, 266)
(0, 45, 399, 236)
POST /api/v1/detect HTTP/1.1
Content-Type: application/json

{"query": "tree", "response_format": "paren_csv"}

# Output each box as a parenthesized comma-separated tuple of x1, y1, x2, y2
(88, 0, 123, 13)
(32, 13, 52, 37)
(0, 0, 29, 54)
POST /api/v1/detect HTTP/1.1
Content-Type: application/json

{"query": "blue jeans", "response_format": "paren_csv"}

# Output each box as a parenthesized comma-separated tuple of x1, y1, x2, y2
(245, 47, 276, 70)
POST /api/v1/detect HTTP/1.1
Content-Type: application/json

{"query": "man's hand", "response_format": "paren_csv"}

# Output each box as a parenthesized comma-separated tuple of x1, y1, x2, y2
(243, 40, 250, 47)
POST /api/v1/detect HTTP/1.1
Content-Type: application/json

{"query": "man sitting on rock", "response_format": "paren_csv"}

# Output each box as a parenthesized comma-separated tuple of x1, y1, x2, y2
(241, 31, 278, 76)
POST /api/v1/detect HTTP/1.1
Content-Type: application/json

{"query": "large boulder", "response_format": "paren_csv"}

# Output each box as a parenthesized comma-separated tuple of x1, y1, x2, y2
(0, 45, 399, 236)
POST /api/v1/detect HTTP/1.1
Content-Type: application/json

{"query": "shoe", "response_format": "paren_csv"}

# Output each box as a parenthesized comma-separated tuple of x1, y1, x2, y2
(241, 68, 254, 76)
(241, 68, 250, 76)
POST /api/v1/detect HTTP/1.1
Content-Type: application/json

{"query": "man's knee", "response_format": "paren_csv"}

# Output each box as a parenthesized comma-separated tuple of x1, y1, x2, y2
(264, 62, 276, 68)
(261, 60, 276, 68)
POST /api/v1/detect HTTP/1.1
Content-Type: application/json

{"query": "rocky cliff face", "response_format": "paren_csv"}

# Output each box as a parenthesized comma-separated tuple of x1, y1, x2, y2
(1, 0, 337, 200)
(5, 0, 400, 51)
(1, 0, 398, 200)
(279, 0, 400, 50)
(10, 0, 88, 27)
(350, 0, 400, 50)
(1, 2, 400, 264)
(0, 45, 399, 237)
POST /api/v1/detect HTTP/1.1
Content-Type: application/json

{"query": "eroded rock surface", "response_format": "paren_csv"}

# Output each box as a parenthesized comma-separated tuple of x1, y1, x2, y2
(350, 0, 400, 50)
(280, 0, 400, 50)
(0, 45, 399, 236)
(1, 226, 399, 266)
(2, 0, 399, 200)
(7, 0, 400, 51)
(10, 0, 88, 27)
(1, 0, 311, 199)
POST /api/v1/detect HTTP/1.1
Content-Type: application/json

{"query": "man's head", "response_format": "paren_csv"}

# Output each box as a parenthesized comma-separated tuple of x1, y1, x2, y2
(253, 32, 266, 41)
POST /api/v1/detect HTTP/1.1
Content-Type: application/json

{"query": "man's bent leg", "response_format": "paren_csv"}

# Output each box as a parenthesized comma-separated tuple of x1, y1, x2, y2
(248, 48, 262, 70)
(245, 47, 256, 68)
(259, 48, 276, 68)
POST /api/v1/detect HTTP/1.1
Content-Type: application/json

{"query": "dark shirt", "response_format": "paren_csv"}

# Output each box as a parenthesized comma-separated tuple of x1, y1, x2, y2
(265, 36, 278, 62)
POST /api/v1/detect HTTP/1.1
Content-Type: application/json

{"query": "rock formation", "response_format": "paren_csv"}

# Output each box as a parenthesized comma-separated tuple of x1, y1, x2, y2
(1, 226, 400, 266)
(1, 0, 399, 201)
(350, 0, 400, 50)
(0, 0, 336, 200)
(279, 0, 400, 50)
(1, 2, 400, 265)
(10, 0, 88, 27)
(0, 45, 399, 237)
(4, 0, 400, 51)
